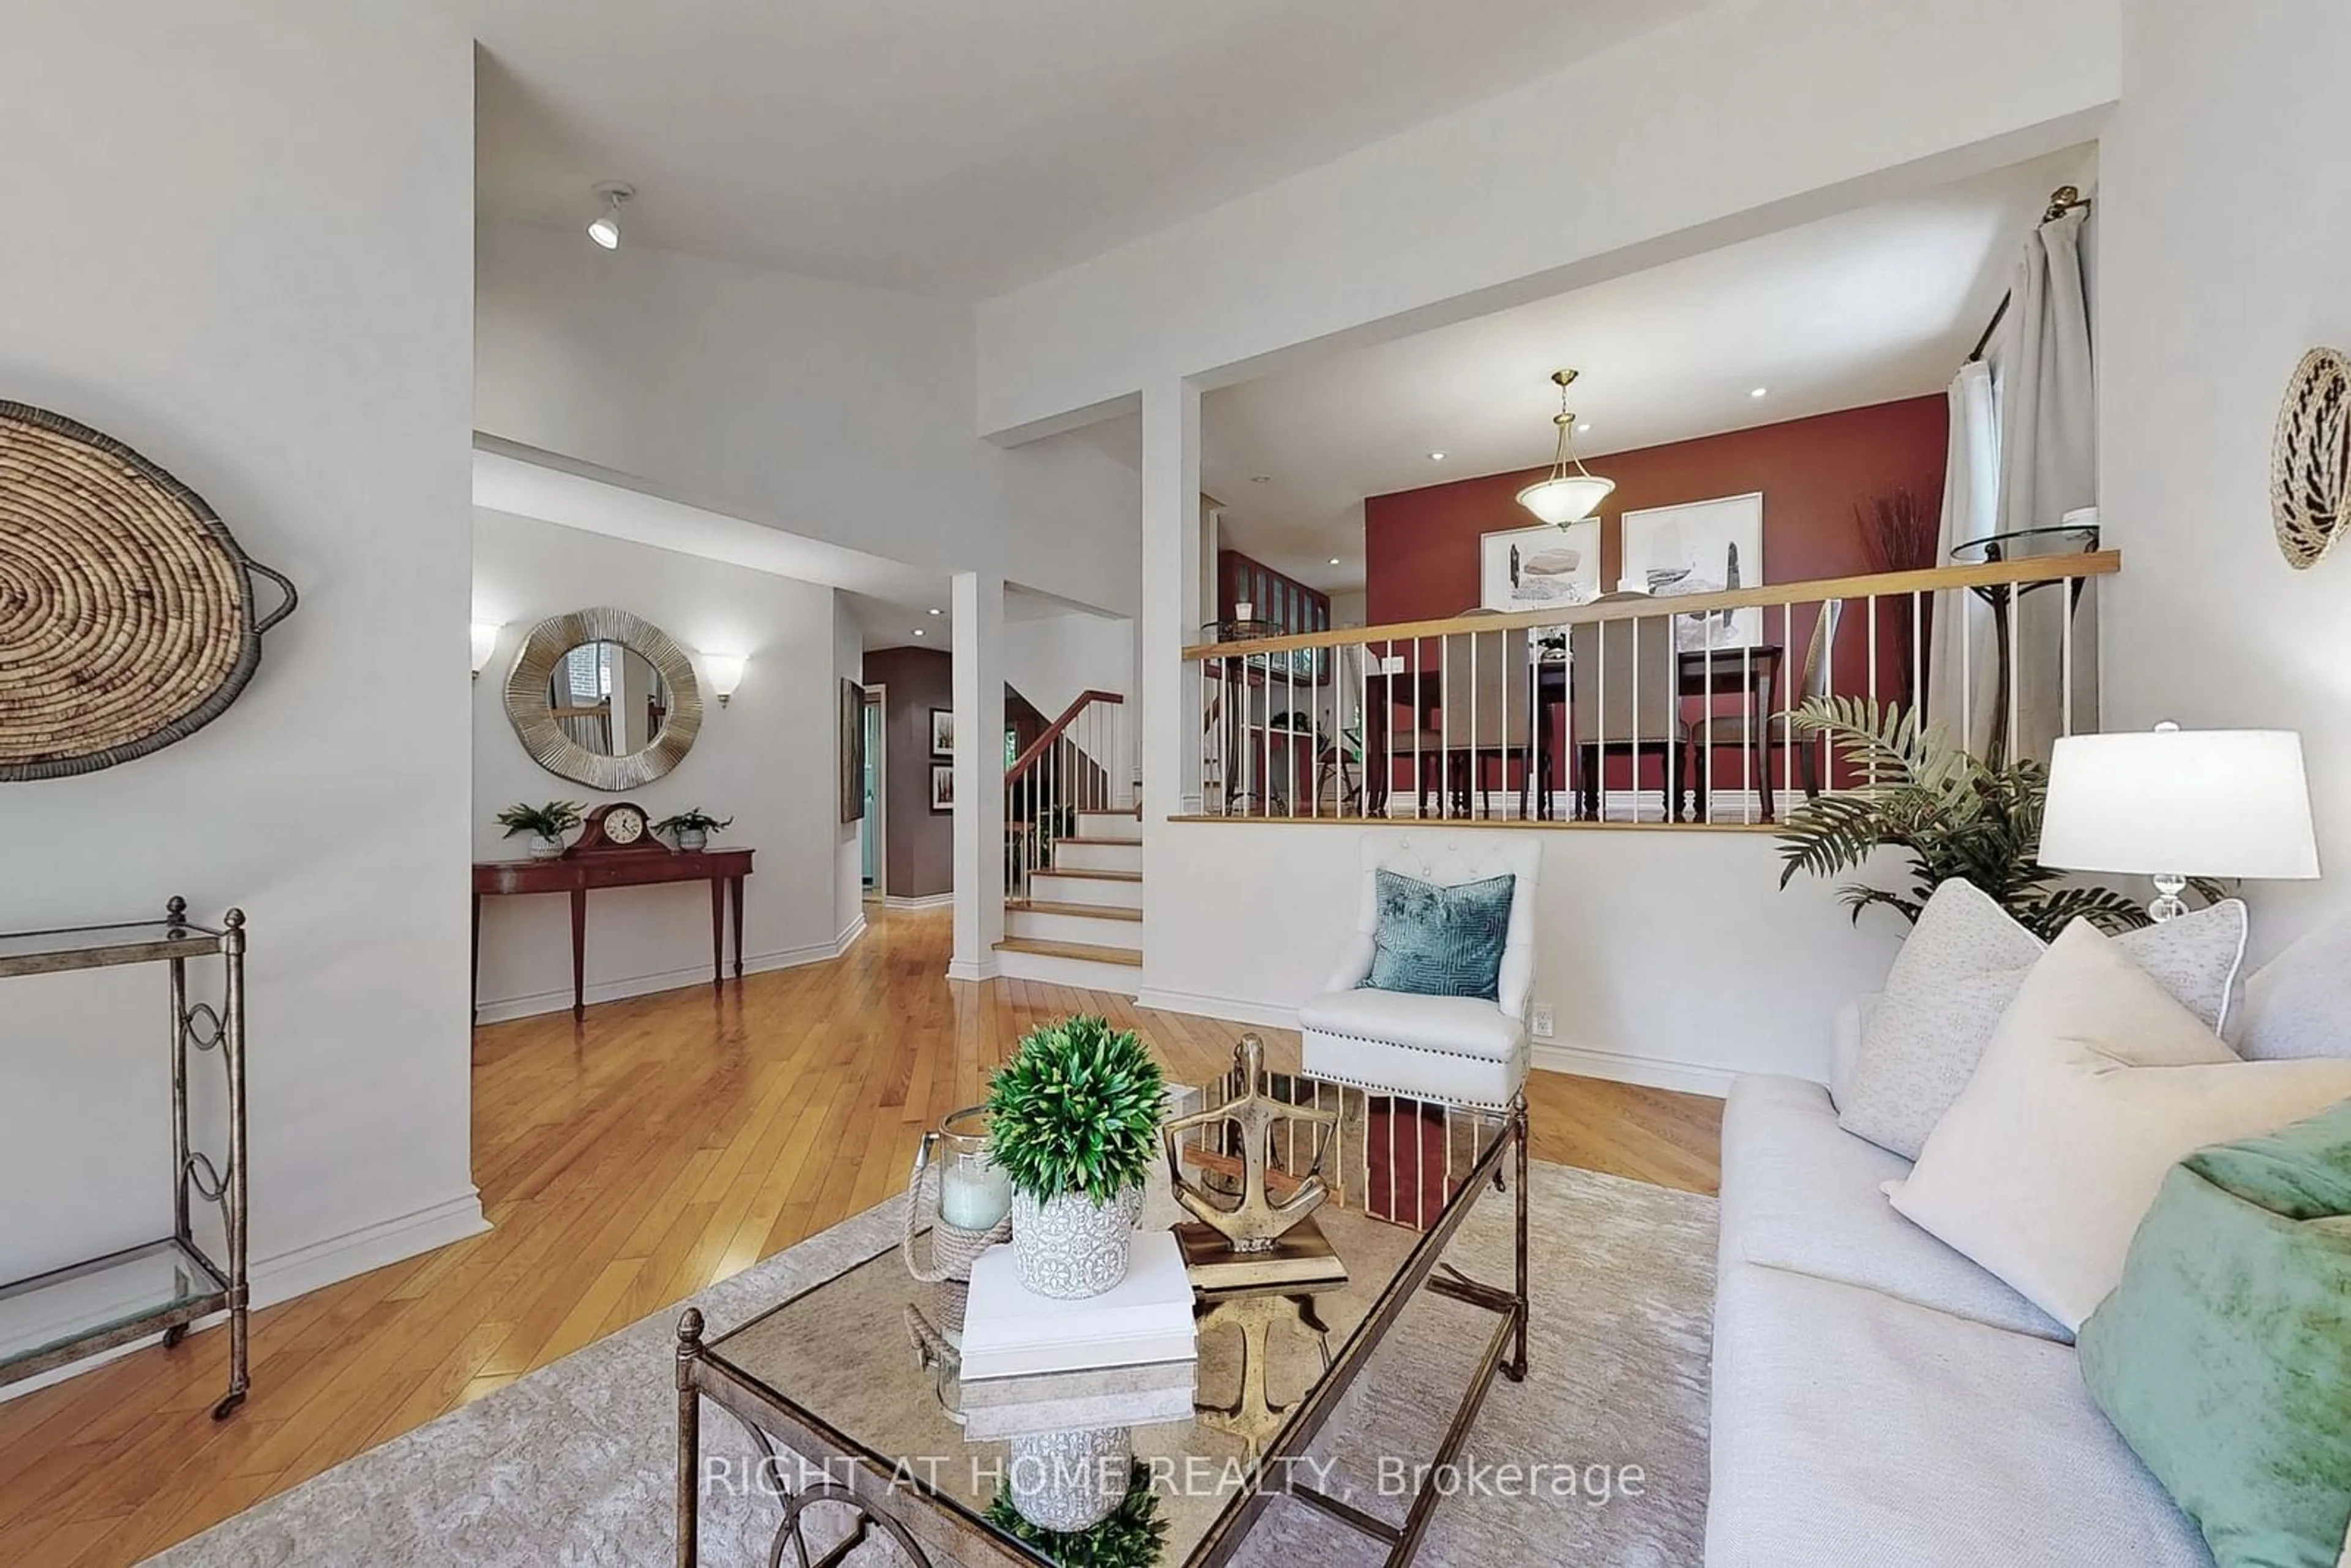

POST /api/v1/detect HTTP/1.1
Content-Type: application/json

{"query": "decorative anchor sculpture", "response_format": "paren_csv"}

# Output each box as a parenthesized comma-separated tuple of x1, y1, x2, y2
(1161, 1035, 1349, 1290)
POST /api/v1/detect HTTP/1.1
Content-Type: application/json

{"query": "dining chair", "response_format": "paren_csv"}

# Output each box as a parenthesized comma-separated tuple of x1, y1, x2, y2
(1568, 593, 1690, 822)
(1692, 598, 1841, 820)
(1434, 614, 1536, 818)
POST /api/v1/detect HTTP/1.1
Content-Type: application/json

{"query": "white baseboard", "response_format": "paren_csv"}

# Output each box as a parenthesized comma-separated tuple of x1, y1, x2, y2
(1133, 988, 1300, 1032)
(251, 1191, 490, 1305)
(474, 924, 866, 1024)
(0, 1190, 488, 1404)
(1530, 1041, 1733, 1098)
(883, 892, 953, 910)
(945, 957, 1002, 983)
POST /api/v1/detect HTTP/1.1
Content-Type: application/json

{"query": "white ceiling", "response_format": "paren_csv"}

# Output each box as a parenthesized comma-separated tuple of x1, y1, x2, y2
(460, 0, 1702, 298)
(1203, 147, 2096, 592)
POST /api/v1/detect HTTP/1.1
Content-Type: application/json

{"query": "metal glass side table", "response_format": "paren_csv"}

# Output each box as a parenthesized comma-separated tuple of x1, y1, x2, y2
(0, 898, 250, 1419)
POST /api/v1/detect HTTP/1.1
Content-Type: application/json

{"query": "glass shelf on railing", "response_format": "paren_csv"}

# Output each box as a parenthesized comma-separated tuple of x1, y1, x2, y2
(0, 1239, 230, 1381)
(0, 918, 223, 979)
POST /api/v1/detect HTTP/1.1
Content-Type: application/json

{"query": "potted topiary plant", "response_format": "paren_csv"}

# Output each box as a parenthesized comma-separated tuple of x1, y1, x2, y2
(985, 1457, 1166, 1564)
(496, 801, 584, 861)
(651, 808, 732, 853)
(988, 1015, 1164, 1300)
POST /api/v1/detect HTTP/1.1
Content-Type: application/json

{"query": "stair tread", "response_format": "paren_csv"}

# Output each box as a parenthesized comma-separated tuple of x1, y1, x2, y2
(1007, 900, 1144, 922)
(996, 937, 1145, 967)
(1064, 835, 1142, 847)
(1077, 808, 1141, 817)
(1029, 868, 1143, 882)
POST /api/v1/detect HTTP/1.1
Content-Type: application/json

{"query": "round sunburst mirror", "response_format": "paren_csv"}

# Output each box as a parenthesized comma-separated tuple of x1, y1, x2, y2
(503, 606, 703, 791)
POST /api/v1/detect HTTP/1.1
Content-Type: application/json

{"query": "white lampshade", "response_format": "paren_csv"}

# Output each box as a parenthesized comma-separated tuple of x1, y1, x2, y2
(1516, 473, 1615, 526)
(703, 653, 746, 705)
(468, 620, 501, 676)
(2039, 727, 2319, 880)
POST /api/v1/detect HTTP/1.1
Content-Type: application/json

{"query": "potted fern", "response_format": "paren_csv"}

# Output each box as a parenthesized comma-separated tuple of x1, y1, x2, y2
(496, 801, 584, 861)
(988, 1016, 1164, 1299)
(1774, 698, 2206, 937)
(651, 808, 732, 853)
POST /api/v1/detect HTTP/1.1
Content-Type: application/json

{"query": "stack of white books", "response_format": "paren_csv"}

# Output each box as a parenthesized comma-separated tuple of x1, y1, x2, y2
(960, 1229, 1198, 1384)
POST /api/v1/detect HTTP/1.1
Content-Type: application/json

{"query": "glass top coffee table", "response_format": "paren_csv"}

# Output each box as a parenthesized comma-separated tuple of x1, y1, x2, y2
(673, 1061, 1529, 1567)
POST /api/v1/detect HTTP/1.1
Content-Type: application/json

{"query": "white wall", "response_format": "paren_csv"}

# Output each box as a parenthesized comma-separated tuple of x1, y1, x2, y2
(472, 510, 858, 1019)
(834, 599, 868, 945)
(0, 1, 481, 1304)
(1139, 825, 1902, 1091)
(2098, 0, 2351, 956)
(976, 0, 2121, 435)
(475, 220, 1140, 618)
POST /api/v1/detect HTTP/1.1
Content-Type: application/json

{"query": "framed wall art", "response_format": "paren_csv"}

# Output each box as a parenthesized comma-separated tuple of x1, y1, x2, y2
(1480, 520, 1599, 612)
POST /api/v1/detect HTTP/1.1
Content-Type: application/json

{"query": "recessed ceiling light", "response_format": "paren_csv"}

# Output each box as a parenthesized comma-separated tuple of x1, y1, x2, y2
(1248, 475, 1272, 484)
(1749, 386, 1769, 399)
(1328, 557, 1342, 566)
(1428, 452, 1445, 462)
(928, 607, 943, 616)
(912, 628, 924, 637)
(1577, 421, 1592, 434)
(587, 182, 633, 250)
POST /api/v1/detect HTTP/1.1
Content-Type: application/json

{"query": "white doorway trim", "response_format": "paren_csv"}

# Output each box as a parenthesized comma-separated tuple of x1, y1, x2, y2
(862, 684, 887, 901)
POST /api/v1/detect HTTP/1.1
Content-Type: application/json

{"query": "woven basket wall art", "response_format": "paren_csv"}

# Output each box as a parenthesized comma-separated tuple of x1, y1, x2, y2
(0, 402, 297, 781)
(2271, 347, 2351, 570)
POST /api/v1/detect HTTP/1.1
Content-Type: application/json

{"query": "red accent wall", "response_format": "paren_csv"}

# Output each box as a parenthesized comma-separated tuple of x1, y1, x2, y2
(1362, 396, 1949, 797)
(1365, 396, 1948, 619)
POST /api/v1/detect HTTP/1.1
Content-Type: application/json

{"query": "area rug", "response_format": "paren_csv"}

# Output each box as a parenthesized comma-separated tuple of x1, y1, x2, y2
(150, 1162, 1717, 1567)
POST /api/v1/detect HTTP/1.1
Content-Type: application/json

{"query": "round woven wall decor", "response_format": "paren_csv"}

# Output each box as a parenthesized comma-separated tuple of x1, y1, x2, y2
(0, 402, 296, 781)
(2271, 347, 2351, 570)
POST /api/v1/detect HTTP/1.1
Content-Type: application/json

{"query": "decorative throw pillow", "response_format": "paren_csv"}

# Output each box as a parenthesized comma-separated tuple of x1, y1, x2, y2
(1839, 880, 2248, 1158)
(2077, 1099, 2351, 1568)
(1885, 922, 2351, 1331)
(1362, 869, 1513, 1002)
(2237, 918, 2351, 1062)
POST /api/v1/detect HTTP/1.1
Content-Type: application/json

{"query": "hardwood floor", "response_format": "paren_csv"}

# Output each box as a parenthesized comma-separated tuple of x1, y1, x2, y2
(0, 905, 1721, 1566)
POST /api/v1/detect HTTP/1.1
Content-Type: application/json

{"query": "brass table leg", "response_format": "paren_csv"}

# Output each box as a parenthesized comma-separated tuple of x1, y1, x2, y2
(1509, 1092, 1529, 1382)
(677, 1309, 703, 1568)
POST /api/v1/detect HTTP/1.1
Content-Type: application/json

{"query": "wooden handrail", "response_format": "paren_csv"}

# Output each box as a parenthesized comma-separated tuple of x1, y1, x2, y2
(1180, 551, 2121, 661)
(1007, 689, 1124, 781)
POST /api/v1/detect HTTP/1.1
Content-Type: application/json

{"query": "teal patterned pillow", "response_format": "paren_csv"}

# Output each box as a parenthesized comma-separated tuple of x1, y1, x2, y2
(1362, 869, 1515, 1001)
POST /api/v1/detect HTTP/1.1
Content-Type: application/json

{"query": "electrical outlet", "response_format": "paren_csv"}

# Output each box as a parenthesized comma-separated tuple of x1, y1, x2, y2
(1531, 1003, 1555, 1040)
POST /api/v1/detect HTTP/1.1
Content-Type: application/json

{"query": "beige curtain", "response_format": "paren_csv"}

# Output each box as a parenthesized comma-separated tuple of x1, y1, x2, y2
(1925, 361, 2000, 752)
(1990, 205, 2098, 762)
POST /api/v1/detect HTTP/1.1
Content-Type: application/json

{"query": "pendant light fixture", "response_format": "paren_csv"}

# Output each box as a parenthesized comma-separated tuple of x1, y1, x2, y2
(587, 182, 634, 250)
(1517, 369, 1614, 525)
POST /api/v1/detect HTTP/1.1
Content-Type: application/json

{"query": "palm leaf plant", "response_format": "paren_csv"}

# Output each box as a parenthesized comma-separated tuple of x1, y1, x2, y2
(650, 808, 732, 840)
(1772, 697, 2208, 939)
(987, 1016, 1165, 1206)
(494, 801, 584, 839)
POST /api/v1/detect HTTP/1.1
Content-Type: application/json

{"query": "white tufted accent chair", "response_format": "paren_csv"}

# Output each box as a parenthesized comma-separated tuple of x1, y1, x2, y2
(1297, 830, 1540, 1110)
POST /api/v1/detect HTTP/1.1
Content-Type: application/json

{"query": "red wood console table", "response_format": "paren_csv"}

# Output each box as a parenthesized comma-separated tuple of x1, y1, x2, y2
(471, 848, 755, 1021)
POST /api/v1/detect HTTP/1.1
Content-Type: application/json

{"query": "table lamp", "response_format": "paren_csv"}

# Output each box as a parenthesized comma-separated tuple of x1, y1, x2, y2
(2038, 722, 2319, 921)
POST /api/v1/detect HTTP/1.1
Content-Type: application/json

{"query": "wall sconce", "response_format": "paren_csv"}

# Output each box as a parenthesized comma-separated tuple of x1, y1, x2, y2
(470, 621, 502, 681)
(703, 653, 746, 707)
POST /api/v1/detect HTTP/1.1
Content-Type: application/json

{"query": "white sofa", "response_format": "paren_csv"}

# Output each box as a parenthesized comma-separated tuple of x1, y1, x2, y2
(1706, 920, 2351, 1564)
(1706, 1056, 2209, 1562)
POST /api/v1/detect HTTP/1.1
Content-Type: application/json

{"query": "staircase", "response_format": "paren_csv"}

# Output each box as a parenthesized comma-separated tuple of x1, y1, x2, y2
(994, 689, 1142, 994)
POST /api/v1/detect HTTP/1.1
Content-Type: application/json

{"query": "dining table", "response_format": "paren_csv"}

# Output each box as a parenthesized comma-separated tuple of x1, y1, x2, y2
(1360, 642, 1785, 819)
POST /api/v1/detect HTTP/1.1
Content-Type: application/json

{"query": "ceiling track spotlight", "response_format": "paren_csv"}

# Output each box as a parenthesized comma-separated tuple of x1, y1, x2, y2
(587, 182, 634, 250)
